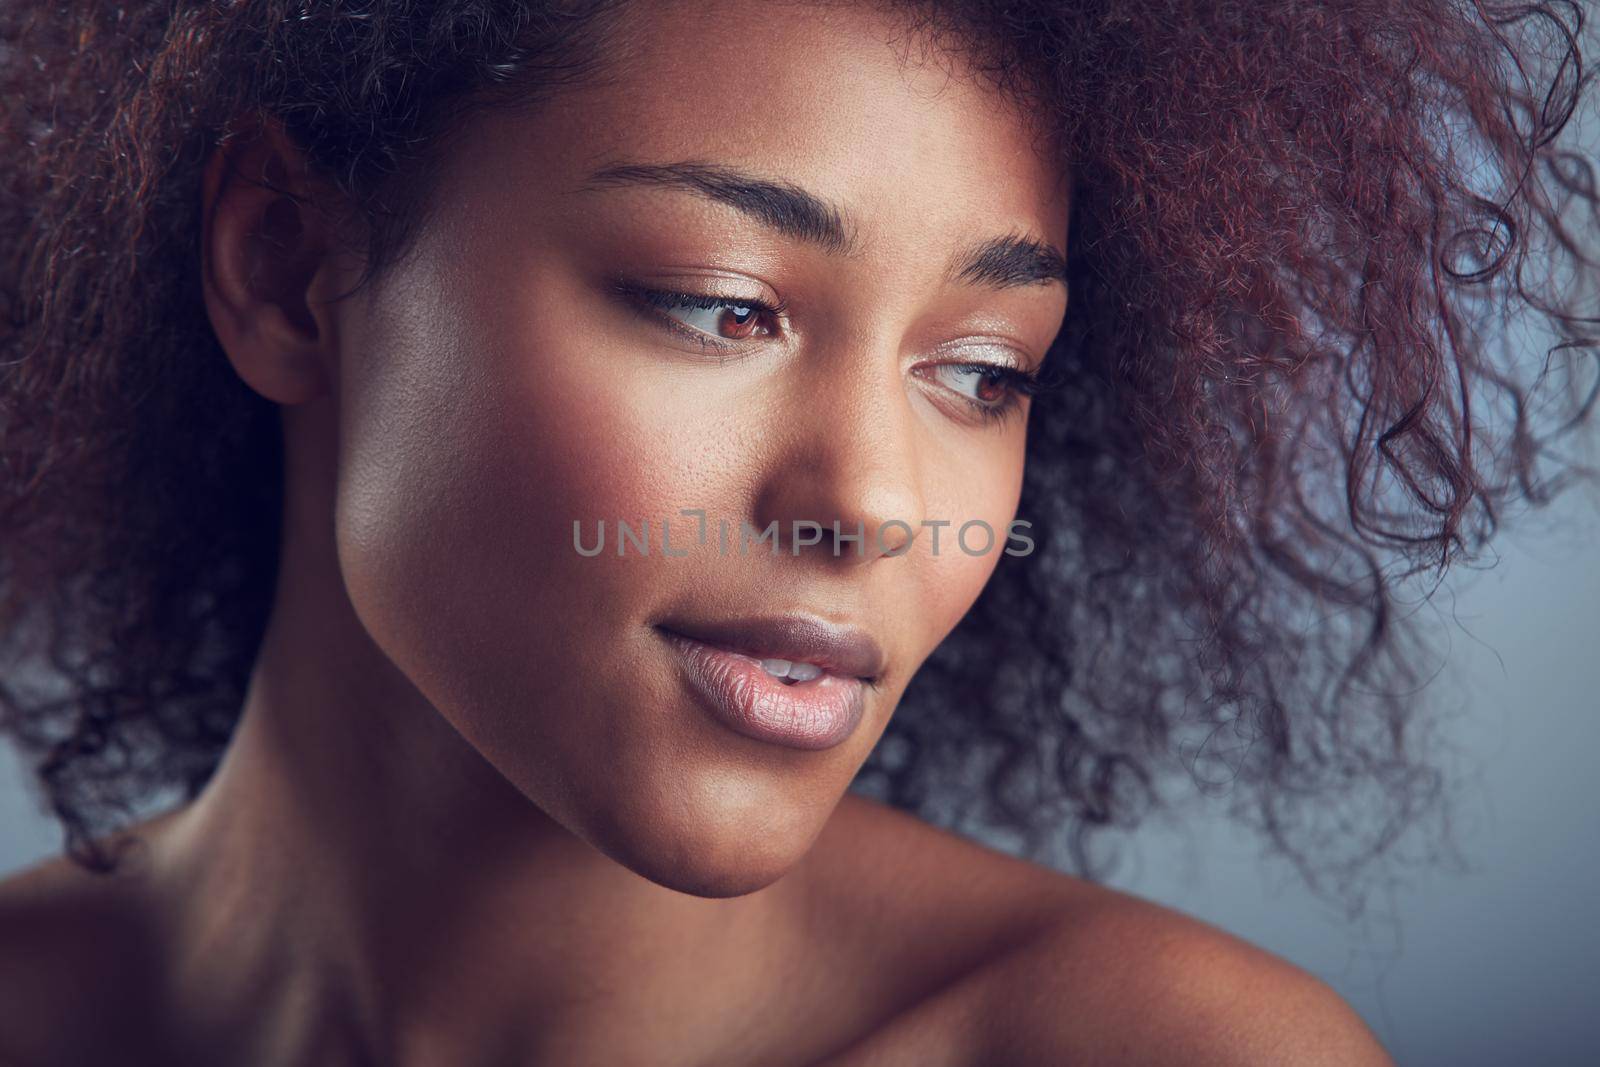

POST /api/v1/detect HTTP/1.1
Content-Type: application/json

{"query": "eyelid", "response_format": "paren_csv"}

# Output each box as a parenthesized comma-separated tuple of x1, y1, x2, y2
(921, 335, 1040, 374)
(610, 280, 789, 353)
(911, 360, 1044, 429)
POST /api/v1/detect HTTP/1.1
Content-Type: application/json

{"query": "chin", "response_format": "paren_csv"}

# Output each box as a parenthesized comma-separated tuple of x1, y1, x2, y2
(579, 777, 832, 899)
(636, 855, 796, 900)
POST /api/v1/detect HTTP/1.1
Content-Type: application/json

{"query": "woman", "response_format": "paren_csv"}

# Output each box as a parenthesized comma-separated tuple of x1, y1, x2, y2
(1, 0, 1594, 1062)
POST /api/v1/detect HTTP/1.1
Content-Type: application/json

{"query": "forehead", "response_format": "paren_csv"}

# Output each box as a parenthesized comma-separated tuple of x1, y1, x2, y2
(460, 0, 1069, 258)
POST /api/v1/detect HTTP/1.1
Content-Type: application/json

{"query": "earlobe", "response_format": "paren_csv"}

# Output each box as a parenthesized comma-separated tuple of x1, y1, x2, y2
(200, 118, 344, 406)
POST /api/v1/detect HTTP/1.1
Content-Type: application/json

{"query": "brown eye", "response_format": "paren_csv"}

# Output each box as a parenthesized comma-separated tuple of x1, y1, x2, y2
(706, 303, 770, 340)
(923, 363, 1016, 404)
(628, 287, 782, 343)
(912, 359, 1043, 428)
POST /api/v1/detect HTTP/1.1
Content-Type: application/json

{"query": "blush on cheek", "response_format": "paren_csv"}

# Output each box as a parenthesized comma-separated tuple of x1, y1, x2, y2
(480, 385, 703, 568)
(930, 536, 1004, 635)
(905, 469, 1024, 649)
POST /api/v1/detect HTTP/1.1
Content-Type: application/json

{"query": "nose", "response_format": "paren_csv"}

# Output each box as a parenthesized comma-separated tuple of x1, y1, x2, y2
(749, 352, 927, 564)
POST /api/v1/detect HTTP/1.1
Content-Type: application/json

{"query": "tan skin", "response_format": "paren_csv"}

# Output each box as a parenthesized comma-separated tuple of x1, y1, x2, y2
(0, 2, 1394, 1064)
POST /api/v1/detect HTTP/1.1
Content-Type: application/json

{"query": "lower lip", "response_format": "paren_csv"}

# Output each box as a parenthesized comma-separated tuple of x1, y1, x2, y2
(657, 629, 868, 751)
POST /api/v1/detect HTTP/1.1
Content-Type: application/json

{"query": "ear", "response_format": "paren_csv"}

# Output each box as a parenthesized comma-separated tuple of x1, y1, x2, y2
(200, 116, 353, 405)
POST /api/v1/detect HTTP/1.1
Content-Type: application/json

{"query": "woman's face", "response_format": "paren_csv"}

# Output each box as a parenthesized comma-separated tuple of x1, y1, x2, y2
(332, 0, 1069, 895)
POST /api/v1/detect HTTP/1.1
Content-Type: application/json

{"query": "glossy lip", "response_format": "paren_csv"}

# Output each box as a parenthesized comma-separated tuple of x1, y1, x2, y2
(653, 614, 886, 682)
(654, 614, 885, 751)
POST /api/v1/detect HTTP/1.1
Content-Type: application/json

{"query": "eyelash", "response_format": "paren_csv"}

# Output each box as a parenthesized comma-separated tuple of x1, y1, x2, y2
(612, 282, 788, 355)
(928, 362, 1045, 426)
(612, 281, 1046, 426)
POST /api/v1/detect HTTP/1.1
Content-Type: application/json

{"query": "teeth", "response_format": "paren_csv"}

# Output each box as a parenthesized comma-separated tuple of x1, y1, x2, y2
(758, 658, 824, 682)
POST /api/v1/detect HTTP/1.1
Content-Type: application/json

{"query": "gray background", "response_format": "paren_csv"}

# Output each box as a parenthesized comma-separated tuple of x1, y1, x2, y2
(1098, 492, 1600, 1067)
(3, 485, 1597, 1065)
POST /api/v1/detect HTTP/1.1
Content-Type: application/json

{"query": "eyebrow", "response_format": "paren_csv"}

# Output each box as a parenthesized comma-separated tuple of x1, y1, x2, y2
(579, 160, 1069, 292)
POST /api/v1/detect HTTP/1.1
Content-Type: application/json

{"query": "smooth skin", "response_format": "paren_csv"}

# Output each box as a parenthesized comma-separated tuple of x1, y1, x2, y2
(0, 2, 1394, 1064)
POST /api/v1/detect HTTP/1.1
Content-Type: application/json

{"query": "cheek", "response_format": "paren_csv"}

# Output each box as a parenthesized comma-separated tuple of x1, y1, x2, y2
(328, 268, 767, 858)
(330, 263, 751, 732)
(898, 430, 1029, 671)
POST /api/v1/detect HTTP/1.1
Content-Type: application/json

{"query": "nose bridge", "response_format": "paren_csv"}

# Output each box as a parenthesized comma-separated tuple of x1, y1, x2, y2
(752, 347, 927, 561)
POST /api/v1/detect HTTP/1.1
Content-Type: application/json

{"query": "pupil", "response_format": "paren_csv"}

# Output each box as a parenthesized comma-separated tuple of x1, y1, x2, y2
(721, 306, 757, 335)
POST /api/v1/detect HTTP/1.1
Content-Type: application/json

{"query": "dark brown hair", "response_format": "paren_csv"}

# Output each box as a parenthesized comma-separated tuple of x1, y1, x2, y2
(3, 0, 1597, 900)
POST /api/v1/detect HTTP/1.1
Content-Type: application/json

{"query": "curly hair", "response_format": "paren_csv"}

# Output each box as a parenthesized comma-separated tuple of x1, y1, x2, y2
(3, 0, 1597, 895)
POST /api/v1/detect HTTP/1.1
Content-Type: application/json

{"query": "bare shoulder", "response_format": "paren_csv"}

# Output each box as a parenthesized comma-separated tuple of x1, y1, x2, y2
(0, 843, 170, 1066)
(813, 797, 1392, 1067)
(977, 877, 1395, 1066)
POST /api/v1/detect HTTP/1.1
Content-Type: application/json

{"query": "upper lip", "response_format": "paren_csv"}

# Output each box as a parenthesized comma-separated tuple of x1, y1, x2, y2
(656, 613, 886, 682)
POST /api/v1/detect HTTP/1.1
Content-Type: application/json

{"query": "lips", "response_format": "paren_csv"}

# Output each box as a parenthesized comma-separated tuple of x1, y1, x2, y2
(654, 614, 886, 682)
(654, 614, 885, 750)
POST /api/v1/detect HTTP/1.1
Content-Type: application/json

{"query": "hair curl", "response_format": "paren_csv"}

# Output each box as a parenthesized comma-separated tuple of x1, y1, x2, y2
(3, 0, 1598, 896)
